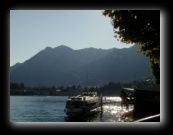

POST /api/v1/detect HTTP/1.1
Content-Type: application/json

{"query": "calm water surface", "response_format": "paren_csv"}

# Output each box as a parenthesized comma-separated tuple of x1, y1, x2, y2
(10, 96, 134, 122)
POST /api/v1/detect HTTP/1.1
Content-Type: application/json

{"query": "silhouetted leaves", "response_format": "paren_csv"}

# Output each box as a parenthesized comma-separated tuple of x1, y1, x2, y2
(103, 10, 160, 85)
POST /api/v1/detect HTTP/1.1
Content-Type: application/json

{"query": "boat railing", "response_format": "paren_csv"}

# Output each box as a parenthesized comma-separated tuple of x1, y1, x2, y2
(81, 92, 97, 97)
(70, 97, 83, 100)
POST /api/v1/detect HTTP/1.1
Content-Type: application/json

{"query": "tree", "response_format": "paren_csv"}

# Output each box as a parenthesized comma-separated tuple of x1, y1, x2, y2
(102, 10, 160, 85)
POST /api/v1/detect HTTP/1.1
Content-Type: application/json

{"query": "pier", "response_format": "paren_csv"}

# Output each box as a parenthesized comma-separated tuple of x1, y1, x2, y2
(102, 97, 122, 104)
(99, 87, 160, 122)
(101, 96, 134, 104)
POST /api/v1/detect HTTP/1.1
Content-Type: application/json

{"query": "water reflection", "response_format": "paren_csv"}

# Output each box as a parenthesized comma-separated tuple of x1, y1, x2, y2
(64, 113, 100, 122)
(101, 103, 134, 122)
(65, 96, 134, 122)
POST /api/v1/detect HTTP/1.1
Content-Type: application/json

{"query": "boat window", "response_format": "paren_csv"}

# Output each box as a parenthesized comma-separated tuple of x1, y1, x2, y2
(83, 102, 88, 106)
(66, 101, 74, 107)
(75, 101, 82, 108)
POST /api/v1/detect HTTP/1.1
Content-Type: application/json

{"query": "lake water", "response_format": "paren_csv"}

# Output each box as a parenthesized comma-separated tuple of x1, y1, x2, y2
(10, 96, 134, 122)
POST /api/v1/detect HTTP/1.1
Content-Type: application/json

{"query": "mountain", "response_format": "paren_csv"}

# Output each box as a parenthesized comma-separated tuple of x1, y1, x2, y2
(10, 62, 22, 73)
(10, 45, 152, 87)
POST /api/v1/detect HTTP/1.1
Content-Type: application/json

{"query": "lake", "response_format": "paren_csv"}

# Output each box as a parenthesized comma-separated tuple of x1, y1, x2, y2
(10, 96, 134, 122)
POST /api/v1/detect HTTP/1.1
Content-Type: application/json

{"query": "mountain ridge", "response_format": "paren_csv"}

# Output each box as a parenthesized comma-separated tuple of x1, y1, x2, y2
(10, 45, 152, 87)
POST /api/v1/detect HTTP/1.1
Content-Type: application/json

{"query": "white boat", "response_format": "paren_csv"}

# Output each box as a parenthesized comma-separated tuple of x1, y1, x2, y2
(64, 92, 101, 118)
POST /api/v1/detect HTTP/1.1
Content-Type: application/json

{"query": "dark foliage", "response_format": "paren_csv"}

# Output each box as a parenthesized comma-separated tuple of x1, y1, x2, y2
(103, 10, 160, 85)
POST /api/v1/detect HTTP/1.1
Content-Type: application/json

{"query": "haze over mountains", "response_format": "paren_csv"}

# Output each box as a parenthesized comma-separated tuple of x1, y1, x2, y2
(10, 45, 152, 87)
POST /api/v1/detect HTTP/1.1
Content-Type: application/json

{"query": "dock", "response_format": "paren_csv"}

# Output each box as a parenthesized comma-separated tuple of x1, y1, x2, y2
(101, 96, 134, 104)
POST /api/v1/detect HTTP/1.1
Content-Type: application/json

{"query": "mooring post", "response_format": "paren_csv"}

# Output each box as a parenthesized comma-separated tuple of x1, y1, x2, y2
(83, 96, 86, 116)
(100, 93, 103, 116)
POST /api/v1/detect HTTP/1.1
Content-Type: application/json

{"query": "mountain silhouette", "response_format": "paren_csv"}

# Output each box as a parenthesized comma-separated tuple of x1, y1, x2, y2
(10, 45, 151, 87)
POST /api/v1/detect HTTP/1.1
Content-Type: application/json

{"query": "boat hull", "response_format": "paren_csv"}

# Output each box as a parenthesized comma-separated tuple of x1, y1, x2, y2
(65, 106, 101, 118)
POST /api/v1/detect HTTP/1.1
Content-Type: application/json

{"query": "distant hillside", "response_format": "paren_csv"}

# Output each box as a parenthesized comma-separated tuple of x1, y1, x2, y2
(10, 45, 152, 87)
(10, 62, 22, 73)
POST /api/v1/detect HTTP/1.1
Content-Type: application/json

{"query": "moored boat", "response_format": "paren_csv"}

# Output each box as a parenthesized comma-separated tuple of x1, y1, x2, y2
(64, 92, 101, 118)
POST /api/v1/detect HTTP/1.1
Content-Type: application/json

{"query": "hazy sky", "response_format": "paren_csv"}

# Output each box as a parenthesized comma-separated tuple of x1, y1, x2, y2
(10, 10, 134, 66)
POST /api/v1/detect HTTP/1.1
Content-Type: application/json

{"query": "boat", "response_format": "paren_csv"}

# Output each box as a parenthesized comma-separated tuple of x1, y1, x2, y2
(64, 92, 101, 118)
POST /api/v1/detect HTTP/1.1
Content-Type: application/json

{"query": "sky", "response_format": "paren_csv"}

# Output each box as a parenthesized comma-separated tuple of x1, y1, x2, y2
(10, 10, 134, 66)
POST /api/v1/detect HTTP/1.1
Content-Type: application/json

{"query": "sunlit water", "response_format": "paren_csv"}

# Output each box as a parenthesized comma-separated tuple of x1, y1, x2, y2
(10, 96, 134, 122)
